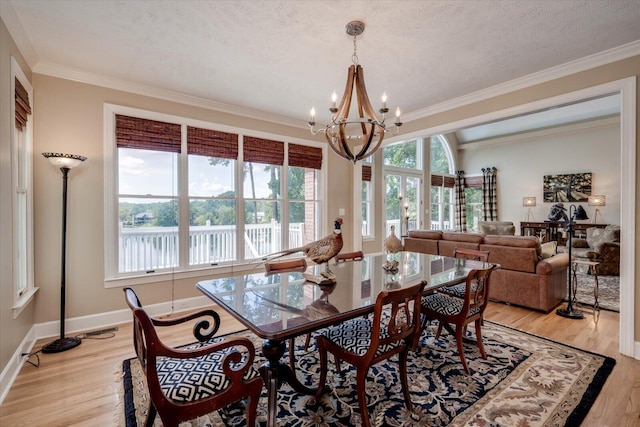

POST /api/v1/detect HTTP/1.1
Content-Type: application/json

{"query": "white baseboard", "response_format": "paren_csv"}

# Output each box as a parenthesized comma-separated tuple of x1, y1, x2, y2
(0, 294, 213, 404)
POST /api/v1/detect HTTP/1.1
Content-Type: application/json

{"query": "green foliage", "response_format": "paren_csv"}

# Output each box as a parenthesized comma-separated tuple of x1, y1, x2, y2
(383, 140, 418, 169)
(430, 136, 452, 174)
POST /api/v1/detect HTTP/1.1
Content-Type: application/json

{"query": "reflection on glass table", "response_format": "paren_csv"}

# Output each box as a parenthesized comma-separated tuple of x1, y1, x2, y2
(196, 251, 494, 427)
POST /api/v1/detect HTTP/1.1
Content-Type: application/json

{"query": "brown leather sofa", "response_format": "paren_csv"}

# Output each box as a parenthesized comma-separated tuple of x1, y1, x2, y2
(404, 230, 570, 312)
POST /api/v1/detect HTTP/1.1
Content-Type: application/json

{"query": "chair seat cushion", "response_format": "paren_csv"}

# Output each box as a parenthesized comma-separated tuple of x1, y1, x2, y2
(438, 282, 477, 299)
(156, 339, 260, 403)
(422, 293, 482, 317)
(320, 318, 401, 356)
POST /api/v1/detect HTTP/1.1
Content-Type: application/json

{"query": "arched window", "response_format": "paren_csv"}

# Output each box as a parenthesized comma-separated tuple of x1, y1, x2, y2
(430, 136, 455, 230)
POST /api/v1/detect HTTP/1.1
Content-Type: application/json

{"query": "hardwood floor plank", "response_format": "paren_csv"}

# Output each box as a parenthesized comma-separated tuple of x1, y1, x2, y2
(0, 301, 637, 426)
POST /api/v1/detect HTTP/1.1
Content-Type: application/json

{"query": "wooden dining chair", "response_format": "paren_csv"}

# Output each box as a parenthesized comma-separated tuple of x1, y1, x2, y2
(123, 287, 263, 427)
(437, 247, 490, 298)
(420, 265, 497, 373)
(315, 281, 426, 427)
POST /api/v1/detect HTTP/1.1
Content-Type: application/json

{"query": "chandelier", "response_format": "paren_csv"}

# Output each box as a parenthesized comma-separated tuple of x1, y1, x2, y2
(309, 21, 402, 163)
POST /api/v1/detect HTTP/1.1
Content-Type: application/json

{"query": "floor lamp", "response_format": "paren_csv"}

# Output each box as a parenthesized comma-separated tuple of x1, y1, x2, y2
(42, 152, 87, 353)
(556, 204, 588, 319)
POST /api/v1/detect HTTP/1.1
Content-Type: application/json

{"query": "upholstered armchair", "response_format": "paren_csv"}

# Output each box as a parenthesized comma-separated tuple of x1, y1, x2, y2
(477, 221, 516, 236)
(571, 225, 620, 275)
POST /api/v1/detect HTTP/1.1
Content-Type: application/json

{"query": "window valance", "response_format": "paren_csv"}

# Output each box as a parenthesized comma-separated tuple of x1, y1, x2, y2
(15, 77, 31, 131)
(187, 126, 238, 159)
(115, 114, 181, 153)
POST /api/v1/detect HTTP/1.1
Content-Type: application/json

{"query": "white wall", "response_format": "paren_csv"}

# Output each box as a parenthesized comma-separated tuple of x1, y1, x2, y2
(458, 116, 621, 231)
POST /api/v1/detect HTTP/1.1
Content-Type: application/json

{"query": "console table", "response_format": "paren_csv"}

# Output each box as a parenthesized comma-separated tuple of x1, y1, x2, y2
(520, 221, 608, 245)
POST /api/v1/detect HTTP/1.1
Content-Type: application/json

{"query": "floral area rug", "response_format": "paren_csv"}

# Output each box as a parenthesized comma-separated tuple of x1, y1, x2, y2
(117, 321, 615, 427)
(573, 271, 619, 312)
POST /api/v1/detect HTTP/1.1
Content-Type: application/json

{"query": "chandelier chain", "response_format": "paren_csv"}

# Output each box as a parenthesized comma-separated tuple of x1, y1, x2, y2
(352, 34, 359, 65)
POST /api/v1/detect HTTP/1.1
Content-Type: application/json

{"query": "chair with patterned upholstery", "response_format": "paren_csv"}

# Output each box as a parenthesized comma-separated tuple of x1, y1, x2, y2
(437, 247, 490, 299)
(123, 287, 263, 427)
(315, 281, 426, 427)
(420, 265, 497, 373)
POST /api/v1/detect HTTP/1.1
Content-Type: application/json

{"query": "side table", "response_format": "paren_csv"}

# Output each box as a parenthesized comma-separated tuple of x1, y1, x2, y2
(571, 259, 600, 311)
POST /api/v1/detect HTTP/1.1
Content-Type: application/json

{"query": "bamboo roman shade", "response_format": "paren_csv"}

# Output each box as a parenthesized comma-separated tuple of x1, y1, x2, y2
(187, 126, 238, 159)
(431, 175, 455, 188)
(243, 136, 284, 165)
(288, 143, 322, 170)
(362, 165, 372, 182)
(15, 78, 31, 131)
(115, 114, 181, 153)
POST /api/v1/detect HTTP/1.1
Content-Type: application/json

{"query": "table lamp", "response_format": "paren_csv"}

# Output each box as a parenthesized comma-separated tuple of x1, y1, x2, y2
(523, 196, 536, 222)
(588, 195, 606, 224)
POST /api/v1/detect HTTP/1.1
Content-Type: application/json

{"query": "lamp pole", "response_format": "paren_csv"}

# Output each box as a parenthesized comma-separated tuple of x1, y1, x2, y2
(556, 204, 588, 319)
(42, 153, 86, 353)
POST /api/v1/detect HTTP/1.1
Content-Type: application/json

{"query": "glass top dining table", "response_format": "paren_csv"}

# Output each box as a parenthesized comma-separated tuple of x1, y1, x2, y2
(196, 251, 492, 427)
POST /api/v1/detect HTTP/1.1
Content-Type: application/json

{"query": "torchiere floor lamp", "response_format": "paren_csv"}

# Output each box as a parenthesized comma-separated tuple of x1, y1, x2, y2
(42, 152, 87, 353)
(556, 204, 589, 319)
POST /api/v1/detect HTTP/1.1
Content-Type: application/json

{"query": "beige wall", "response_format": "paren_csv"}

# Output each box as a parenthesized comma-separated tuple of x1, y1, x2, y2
(32, 74, 356, 323)
(0, 19, 35, 379)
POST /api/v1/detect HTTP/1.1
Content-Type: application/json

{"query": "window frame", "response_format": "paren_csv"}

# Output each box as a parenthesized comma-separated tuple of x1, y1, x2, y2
(11, 57, 37, 317)
(103, 104, 326, 287)
(429, 135, 456, 231)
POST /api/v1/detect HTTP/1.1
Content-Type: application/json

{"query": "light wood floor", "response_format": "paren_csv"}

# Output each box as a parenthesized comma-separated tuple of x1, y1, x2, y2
(0, 301, 638, 427)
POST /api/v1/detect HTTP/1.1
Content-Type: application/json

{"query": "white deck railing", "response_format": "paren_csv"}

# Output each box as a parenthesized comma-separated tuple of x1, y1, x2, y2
(119, 221, 305, 273)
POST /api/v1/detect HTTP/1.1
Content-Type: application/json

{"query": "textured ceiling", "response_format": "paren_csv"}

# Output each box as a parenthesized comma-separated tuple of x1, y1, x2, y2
(4, 0, 640, 129)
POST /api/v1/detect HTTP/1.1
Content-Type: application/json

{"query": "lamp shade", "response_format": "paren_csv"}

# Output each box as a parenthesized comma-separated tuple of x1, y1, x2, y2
(588, 195, 606, 207)
(571, 205, 589, 221)
(523, 196, 536, 207)
(42, 152, 87, 169)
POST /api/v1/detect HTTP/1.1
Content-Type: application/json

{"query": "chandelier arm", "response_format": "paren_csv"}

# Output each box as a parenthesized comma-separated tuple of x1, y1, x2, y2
(337, 123, 356, 160)
(355, 123, 376, 160)
(336, 65, 356, 121)
(326, 131, 353, 161)
(357, 127, 385, 161)
(354, 65, 379, 122)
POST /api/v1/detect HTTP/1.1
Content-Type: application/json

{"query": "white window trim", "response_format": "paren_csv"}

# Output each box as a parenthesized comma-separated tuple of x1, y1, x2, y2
(11, 57, 38, 318)
(103, 103, 327, 288)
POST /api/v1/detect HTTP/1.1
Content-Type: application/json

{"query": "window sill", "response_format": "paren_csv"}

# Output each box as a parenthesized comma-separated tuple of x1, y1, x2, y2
(12, 287, 39, 319)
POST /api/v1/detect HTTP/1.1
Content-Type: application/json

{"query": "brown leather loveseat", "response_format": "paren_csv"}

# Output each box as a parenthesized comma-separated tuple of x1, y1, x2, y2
(404, 230, 570, 312)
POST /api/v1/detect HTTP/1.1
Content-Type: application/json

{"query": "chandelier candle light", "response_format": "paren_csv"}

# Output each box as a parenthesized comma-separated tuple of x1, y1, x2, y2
(42, 152, 87, 353)
(309, 21, 402, 163)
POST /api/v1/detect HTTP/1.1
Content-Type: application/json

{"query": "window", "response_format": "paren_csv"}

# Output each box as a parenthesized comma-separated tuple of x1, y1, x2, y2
(464, 176, 483, 231)
(105, 106, 324, 283)
(430, 136, 455, 231)
(361, 163, 372, 237)
(383, 140, 422, 236)
(12, 58, 36, 315)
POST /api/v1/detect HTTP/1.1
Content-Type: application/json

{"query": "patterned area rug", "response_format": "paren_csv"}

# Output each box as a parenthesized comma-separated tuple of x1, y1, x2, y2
(117, 321, 614, 427)
(573, 272, 619, 312)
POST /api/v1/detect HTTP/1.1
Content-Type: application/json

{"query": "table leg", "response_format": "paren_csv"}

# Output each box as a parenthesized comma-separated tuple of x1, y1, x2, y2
(258, 339, 324, 427)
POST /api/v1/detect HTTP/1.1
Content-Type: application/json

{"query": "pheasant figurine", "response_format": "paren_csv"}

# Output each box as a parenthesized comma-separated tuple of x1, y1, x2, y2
(264, 218, 344, 280)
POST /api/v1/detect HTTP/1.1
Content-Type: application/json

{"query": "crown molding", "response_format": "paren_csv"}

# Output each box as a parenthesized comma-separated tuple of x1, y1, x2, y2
(33, 60, 306, 129)
(458, 115, 620, 151)
(404, 39, 640, 122)
(0, 2, 38, 68)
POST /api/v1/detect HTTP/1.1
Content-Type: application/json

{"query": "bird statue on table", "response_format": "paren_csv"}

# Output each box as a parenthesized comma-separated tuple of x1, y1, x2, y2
(263, 218, 344, 283)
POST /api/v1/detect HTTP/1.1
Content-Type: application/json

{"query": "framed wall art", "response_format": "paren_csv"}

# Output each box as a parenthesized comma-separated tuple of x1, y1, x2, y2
(543, 172, 592, 202)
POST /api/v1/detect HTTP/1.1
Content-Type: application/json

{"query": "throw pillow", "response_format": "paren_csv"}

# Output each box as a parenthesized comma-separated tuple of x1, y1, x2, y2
(540, 241, 557, 258)
(587, 227, 617, 253)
